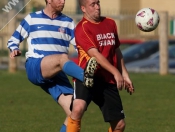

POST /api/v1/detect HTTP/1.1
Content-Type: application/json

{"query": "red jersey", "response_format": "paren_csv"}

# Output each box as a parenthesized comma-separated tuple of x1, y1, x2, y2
(75, 17, 120, 84)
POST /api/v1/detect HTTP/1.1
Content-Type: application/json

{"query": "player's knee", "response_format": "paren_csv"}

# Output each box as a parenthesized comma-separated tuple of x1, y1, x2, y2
(60, 53, 68, 59)
(72, 103, 86, 119)
(59, 54, 68, 60)
(72, 104, 85, 115)
(59, 54, 69, 65)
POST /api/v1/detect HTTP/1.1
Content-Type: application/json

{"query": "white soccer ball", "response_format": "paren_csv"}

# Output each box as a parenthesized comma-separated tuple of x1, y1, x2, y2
(135, 8, 160, 32)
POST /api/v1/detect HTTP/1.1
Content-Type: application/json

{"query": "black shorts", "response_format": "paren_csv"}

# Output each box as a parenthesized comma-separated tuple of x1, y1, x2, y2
(73, 78, 125, 122)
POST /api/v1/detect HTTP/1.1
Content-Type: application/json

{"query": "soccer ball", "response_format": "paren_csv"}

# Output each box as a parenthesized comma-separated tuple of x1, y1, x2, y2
(135, 8, 160, 32)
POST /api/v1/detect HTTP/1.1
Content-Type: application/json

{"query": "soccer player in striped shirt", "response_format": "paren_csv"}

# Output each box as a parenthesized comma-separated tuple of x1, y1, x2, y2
(67, 0, 134, 132)
(7, 0, 97, 132)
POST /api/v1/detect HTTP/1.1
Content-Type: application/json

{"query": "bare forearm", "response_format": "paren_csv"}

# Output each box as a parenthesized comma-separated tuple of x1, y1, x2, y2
(88, 48, 120, 75)
(87, 47, 130, 90)
(116, 48, 129, 77)
(120, 57, 129, 76)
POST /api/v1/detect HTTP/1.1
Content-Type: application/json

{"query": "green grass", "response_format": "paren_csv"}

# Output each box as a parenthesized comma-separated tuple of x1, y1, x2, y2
(0, 70, 175, 132)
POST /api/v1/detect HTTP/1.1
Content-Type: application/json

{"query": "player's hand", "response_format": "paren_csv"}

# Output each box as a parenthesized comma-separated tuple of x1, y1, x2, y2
(123, 77, 134, 95)
(114, 72, 124, 90)
(10, 50, 22, 58)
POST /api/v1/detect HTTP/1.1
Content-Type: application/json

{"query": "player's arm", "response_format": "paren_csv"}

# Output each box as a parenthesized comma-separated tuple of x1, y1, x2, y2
(116, 48, 134, 94)
(87, 47, 124, 89)
(7, 15, 30, 58)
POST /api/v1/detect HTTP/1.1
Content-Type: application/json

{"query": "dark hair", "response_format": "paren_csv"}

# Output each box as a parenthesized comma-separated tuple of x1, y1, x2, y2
(45, 0, 47, 4)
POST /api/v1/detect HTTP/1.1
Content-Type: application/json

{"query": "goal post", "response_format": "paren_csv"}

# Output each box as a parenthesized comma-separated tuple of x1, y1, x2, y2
(158, 11, 169, 75)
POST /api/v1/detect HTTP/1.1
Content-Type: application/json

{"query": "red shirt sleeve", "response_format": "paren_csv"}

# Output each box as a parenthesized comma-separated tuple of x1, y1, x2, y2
(75, 21, 97, 52)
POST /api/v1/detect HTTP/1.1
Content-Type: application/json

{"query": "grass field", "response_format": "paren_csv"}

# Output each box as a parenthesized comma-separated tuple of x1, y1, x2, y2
(0, 70, 175, 132)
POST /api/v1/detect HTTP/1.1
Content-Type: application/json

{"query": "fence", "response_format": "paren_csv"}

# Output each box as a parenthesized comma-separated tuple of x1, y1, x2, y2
(0, 10, 163, 55)
(2, 10, 175, 48)
(0, 9, 175, 71)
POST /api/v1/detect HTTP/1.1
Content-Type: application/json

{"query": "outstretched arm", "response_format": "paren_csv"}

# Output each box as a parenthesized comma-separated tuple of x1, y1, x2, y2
(7, 14, 30, 58)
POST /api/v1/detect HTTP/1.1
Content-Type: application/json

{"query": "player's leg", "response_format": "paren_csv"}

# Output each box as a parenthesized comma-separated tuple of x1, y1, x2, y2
(40, 72, 74, 132)
(41, 54, 97, 87)
(41, 54, 82, 79)
(26, 59, 73, 132)
(109, 119, 125, 132)
(67, 80, 91, 132)
(58, 94, 72, 131)
(106, 87, 125, 132)
(67, 99, 86, 132)
(60, 124, 66, 132)
(92, 81, 125, 132)
(58, 94, 72, 121)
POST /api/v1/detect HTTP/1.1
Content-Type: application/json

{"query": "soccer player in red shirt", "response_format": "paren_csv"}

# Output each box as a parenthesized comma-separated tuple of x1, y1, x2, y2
(67, 0, 134, 132)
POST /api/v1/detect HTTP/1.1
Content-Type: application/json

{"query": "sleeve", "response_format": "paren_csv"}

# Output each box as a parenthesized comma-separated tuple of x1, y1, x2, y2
(7, 14, 31, 52)
(69, 21, 77, 51)
(75, 23, 97, 52)
(113, 21, 120, 48)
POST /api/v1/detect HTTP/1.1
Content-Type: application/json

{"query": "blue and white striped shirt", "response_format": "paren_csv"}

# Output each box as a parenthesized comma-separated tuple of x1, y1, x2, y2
(7, 10, 76, 59)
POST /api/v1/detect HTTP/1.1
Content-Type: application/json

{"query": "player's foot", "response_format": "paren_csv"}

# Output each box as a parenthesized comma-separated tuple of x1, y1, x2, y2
(84, 57, 97, 88)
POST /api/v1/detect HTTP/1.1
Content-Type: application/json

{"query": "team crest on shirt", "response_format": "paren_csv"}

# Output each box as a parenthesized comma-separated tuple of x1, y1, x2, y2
(58, 27, 65, 33)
